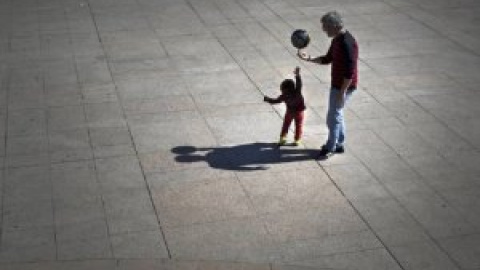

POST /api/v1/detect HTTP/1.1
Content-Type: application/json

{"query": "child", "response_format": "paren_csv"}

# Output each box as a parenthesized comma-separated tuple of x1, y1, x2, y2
(264, 66, 306, 146)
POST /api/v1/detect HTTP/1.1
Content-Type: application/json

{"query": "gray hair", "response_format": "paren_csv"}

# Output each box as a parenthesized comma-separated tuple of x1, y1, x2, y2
(321, 11, 344, 28)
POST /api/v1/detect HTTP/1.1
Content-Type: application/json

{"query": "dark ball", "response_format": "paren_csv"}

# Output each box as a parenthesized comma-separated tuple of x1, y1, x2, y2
(291, 29, 310, 49)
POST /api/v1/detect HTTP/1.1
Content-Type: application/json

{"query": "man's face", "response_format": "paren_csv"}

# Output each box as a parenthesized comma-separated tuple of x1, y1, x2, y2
(321, 23, 337, 38)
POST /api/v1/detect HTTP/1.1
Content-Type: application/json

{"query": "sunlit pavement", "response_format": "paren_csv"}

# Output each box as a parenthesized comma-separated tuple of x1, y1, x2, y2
(1, 0, 480, 269)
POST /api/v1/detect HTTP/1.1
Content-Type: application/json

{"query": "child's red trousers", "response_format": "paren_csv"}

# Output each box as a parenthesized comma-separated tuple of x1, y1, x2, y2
(281, 110, 304, 140)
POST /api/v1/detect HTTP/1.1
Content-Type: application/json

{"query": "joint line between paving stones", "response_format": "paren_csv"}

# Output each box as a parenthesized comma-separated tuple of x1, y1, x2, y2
(83, 0, 173, 259)
(0, 65, 11, 254)
(41, 59, 59, 260)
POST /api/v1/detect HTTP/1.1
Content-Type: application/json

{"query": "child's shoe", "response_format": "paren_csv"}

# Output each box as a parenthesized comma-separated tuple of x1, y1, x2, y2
(293, 139, 302, 146)
(278, 137, 287, 146)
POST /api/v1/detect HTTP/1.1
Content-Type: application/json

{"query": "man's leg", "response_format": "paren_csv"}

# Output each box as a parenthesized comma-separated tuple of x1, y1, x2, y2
(336, 89, 354, 149)
(325, 88, 343, 152)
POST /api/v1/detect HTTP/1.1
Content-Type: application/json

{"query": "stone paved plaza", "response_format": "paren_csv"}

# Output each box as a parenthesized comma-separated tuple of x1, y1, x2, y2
(1, 0, 480, 269)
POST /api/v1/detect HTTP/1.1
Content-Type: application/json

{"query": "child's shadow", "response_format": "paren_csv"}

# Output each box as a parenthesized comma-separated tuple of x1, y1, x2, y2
(172, 142, 318, 171)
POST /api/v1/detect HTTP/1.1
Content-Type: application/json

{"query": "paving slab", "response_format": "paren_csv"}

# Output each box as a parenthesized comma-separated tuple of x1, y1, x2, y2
(1, 0, 480, 269)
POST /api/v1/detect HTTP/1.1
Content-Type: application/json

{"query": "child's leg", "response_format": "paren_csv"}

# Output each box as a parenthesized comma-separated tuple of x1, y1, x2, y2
(281, 111, 294, 138)
(294, 111, 305, 141)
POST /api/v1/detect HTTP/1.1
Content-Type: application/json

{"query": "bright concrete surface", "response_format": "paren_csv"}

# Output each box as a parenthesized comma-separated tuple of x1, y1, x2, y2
(1, 0, 480, 269)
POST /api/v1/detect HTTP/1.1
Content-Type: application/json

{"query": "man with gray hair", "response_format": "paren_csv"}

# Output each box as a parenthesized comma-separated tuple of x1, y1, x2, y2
(298, 11, 358, 158)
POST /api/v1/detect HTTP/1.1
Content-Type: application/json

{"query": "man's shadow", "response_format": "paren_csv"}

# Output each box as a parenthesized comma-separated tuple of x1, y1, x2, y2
(172, 142, 318, 171)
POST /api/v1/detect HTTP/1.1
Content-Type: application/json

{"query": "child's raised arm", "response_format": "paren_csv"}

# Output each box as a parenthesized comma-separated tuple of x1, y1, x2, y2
(294, 67, 302, 93)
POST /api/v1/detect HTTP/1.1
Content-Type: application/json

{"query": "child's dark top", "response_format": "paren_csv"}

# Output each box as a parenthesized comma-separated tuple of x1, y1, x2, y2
(264, 75, 306, 112)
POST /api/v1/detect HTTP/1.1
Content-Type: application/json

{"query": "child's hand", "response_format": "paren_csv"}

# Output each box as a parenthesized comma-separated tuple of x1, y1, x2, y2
(294, 66, 300, 76)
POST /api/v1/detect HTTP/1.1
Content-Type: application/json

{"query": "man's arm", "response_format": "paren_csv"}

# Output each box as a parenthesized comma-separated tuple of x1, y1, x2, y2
(336, 35, 357, 107)
(310, 56, 331, 64)
(312, 46, 332, 64)
(340, 35, 356, 94)
(298, 46, 332, 64)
